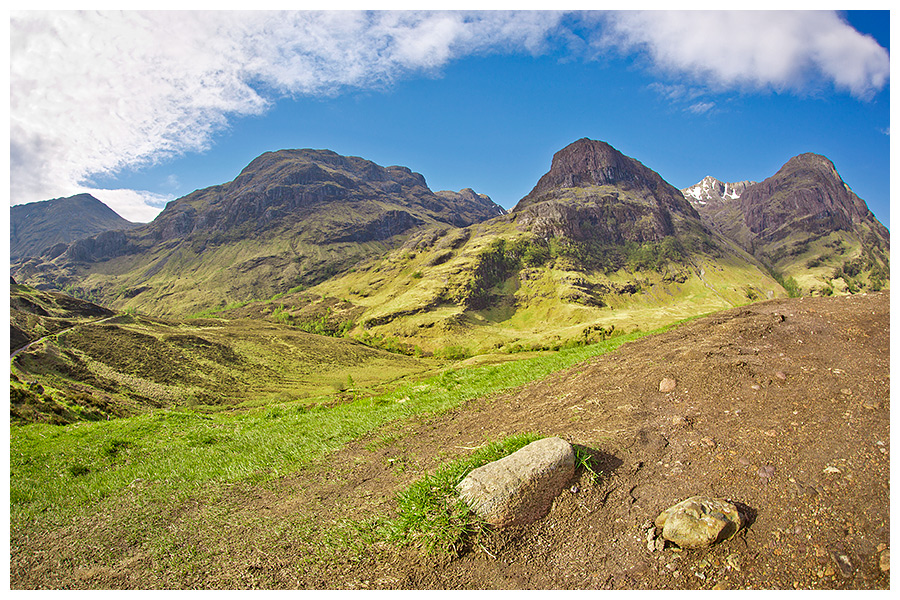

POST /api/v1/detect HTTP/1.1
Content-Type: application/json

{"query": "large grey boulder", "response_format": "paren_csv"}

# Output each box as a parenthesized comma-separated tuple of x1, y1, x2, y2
(654, 496, 743, 549)
(456, 436, 575, 529)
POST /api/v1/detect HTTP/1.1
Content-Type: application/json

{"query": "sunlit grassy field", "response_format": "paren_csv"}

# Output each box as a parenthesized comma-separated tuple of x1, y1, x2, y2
(10, 326, 664, 532)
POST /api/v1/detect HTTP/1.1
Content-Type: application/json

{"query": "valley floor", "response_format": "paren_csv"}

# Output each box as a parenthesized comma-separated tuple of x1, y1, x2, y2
(10, 291, 890, 589)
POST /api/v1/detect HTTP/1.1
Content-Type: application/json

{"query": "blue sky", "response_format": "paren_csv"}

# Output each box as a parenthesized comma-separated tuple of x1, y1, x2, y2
(9, 9, 891, 229)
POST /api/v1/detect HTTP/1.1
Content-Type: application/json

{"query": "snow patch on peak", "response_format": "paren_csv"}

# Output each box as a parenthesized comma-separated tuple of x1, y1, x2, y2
(681, 177, 755, 206)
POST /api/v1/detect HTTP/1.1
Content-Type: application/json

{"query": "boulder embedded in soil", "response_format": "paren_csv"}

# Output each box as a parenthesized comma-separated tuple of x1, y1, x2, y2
(659, 378, 677, 393)
(456, 436, 575, 528)
(654, 496, 743, 549)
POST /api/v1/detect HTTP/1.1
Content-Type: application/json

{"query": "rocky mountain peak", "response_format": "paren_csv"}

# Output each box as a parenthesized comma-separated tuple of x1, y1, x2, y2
(10, 193, 139, 262)
(682, 176, 755, 206)
(509, 138, 702, 246)
(738, 152, 876, 240)
(515, 138, 682, 211)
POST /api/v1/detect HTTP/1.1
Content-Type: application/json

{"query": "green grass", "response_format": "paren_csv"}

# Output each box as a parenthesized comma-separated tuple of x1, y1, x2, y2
(385, 432, 544, 554)
(10, 327, 657, 529)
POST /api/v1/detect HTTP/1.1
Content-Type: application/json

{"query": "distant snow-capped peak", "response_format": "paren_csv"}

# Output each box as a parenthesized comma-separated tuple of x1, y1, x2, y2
(681, 176, 755, 206)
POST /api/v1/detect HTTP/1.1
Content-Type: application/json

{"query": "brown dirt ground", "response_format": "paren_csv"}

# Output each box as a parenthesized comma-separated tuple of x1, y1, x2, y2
(10, 291, 890, 589)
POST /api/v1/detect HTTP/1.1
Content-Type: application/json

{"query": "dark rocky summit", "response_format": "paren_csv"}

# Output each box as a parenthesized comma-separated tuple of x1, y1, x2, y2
(683, 153, 889, 293)
(737, 153, 887, 247)
(10, 193, 139, 262)
(512, 138, 703, 245)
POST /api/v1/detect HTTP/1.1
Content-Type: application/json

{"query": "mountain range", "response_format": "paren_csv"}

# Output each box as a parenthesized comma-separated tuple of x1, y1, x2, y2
(681, 154, 889, 295)
(10, 138, 889, 354)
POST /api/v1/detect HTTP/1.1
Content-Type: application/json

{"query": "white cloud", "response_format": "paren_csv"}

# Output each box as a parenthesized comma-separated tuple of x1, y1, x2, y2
(10, 10, 567, 220)
(83, 188, 174, 224)
(599, 11, 889, 98)
(686, 101, 716, 115)
(9, 10, 889, 222)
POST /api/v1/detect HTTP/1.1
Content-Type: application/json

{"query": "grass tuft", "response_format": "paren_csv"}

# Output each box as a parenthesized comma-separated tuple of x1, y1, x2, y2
(387, 432, 543, 554)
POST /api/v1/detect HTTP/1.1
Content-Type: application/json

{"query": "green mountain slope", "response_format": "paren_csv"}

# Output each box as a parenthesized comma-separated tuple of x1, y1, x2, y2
(253, 139, 787, 355)
(10, 149, 504, 317)
(10, 283, 433, 425)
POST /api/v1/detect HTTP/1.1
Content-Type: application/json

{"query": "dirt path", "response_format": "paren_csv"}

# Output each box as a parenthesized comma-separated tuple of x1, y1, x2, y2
(10, 291, 890, 589)
(10, 315, 118, 361)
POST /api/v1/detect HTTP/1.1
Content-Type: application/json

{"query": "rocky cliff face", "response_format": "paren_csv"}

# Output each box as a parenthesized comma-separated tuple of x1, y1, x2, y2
(146, 148, 504, 247)
(10, 193, 139, 262)
(738, 153, 885, 245)
(512, 138, 703, 245)
(684, 153, 889, 294)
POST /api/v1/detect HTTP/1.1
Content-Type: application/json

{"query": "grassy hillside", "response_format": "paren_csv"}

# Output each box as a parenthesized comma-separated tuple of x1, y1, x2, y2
(9, 325, 653, 539)
(299, 215, 786, 355)
(10, 309, 433, 425)
(10, 282, 114, 352)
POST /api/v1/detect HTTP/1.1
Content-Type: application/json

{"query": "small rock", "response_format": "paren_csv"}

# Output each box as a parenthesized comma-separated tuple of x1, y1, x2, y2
(750, 384, 761, 390)
(738, 457, 750, 466)
(725, 554, 741, 572)
(646, 526, 657, 551)
(775, 371, 786, 380)
(841, 388, 853, 396)
(712, 581, 730, 590)
(879, 549, 890, 572)
(758, 464, 776, 479)
(659, 378, 677, 393)
(823, 466, 842, 474)
(831, 551, 853, 578)
(655, 496, 743, 549)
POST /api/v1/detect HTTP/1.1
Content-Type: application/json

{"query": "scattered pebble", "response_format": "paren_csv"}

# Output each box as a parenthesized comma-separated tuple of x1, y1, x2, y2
(738, 457, 750, 466)
(879, 549, 890, 572)
(823, 466, 842, 474)
(659, 378, 677, 393)
(725, 555, 741, 572)
(775, 371, 786, 380)
(831, 551, 853, 578)
(841, 388, 852, 395)
(758, 464, 776, 479)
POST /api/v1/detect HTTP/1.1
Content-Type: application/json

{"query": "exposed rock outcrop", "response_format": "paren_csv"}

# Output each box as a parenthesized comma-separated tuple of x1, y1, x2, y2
(511, 138, 704, 246)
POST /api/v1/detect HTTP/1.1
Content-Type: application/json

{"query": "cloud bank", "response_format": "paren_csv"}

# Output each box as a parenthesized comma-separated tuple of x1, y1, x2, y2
(10, 10, 889, 222)
(600, 11, 889, 98)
